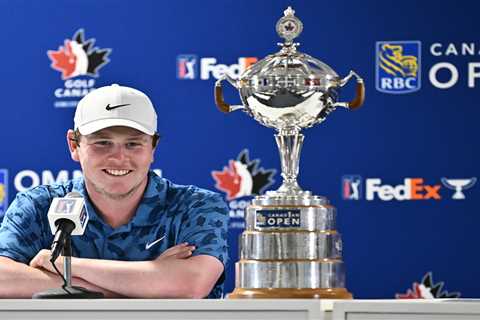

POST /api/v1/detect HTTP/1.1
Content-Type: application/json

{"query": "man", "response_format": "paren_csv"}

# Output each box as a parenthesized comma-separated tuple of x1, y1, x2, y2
(0, 84, 228, 298)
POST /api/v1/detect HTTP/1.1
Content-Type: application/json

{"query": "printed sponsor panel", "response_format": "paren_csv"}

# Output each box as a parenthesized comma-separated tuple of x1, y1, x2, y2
(0, 2, 478, 298)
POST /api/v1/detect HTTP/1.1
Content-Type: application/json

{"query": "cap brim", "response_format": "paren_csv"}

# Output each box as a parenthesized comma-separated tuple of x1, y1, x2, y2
(77, 119, 155, 135)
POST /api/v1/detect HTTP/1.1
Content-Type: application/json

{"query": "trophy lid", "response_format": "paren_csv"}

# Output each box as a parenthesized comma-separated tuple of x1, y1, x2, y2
(239, 7, 340, 92)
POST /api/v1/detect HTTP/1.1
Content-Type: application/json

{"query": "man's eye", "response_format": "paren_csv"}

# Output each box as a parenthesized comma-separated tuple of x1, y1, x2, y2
(126, 142, 141, 148)
(94, 141, 112, 146)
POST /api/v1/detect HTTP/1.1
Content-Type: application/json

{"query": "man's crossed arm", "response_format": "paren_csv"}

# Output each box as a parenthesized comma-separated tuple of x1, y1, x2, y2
(0, 243, 224, 298)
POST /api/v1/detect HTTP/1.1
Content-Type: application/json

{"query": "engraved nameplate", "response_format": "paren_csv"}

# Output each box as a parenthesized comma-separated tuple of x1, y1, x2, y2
(255, 209, 301, 229)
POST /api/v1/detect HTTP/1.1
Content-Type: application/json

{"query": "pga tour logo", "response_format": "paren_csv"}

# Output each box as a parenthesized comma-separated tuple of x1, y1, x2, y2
(342, 175, 362, 200)
(177, 55, 197, 80)
(376, 41, 421, 94)
(177, 54, 257, 80)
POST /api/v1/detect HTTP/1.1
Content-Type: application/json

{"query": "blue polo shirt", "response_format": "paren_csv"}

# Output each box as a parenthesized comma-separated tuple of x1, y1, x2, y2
(0, 171, 229, 298)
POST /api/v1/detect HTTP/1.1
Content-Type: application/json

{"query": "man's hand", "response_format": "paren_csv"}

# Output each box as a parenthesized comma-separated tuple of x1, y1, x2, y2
(29, 249, 63, 274)
(29, 251, 123, 297)
(156, 242, 195, 261)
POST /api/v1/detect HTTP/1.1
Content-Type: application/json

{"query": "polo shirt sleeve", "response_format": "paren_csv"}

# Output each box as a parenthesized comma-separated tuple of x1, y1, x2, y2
(0, 192, 50, 264)
(177, 192, 229, 267)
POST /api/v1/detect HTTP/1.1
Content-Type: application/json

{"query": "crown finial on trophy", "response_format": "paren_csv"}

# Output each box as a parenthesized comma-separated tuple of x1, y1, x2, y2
(276, 6, 303, 45)
(284, 6, 295, 16)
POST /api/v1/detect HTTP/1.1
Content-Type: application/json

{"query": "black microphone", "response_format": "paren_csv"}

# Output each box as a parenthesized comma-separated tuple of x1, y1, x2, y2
(50, 219, 76, 263)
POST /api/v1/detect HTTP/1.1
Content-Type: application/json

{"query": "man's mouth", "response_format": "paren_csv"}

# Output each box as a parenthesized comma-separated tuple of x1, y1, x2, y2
(103, 169, 132, 177)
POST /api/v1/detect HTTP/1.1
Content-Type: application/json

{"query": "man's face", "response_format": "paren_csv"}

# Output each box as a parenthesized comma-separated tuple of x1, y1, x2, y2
(68, 126, 155, 200)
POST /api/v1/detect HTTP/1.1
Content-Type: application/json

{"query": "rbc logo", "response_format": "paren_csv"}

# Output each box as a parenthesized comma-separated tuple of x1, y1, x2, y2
(0, 169, 8, 218)
(342, 175, 362, 200)
(376, 41, 421, 94)
(177, 54, 198, 79)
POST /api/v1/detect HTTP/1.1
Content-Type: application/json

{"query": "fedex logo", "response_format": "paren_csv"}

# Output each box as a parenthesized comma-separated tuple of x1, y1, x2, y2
(342, 176, 443, 201)
(177, 55, 257, 80)
(366, 178, 441, 201)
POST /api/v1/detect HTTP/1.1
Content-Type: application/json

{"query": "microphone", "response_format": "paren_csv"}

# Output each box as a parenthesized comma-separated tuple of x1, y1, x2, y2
(47, 192, 89, 262)
(34, 192, 102, 299)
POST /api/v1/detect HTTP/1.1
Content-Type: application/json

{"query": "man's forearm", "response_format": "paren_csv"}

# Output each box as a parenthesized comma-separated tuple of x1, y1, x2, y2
(0, 256, 65, 298)
(0, 257, 121, 298)
(71, 255, 223, 298)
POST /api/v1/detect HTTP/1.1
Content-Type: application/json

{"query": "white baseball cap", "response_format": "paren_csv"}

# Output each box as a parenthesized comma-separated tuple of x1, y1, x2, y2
(74, 84, 157, 135)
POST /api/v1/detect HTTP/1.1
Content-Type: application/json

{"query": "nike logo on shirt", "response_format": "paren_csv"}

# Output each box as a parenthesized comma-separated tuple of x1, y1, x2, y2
(145, 235, 166, 250)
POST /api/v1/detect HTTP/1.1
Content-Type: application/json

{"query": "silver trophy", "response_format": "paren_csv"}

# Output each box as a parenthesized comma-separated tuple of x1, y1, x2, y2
(215, 7, 365, 299)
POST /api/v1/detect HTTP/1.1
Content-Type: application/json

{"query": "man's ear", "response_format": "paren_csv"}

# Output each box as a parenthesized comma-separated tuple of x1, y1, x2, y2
(150, 134, 159, 163)
(150, 145, 156, 164)
(66, 130, 80, 162)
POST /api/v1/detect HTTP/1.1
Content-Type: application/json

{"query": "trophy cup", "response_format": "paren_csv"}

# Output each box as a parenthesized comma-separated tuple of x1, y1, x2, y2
(441, 178, 477, 200)
(214, 7, 365, 299)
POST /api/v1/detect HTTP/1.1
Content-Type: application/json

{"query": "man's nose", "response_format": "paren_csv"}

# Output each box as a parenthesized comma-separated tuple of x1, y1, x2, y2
(108, 144, 127, 161)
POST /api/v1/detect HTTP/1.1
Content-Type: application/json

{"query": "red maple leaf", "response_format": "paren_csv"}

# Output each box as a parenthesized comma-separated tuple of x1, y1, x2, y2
(47, 40, 76, 79)
(212, 160, 241, 200)
(396, 283, 422, 299)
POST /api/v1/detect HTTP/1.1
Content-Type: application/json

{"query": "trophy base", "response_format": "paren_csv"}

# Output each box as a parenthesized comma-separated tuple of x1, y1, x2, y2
(228, 287, 353, 299)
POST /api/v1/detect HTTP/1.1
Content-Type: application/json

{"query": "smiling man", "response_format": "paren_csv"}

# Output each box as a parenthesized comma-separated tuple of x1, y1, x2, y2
(0, 84, 228, 298)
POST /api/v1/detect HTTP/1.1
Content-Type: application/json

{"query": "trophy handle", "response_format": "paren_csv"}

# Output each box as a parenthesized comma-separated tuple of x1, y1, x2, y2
(214, 75, 245, 113)
(333, 71, 365, 110)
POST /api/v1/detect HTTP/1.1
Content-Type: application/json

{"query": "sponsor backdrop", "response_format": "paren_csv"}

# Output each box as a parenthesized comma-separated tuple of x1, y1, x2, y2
(0, 0, 478, 298)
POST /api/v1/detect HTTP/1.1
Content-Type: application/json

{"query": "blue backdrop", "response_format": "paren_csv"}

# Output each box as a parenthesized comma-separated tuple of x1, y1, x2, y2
(0, 0, 478, 298)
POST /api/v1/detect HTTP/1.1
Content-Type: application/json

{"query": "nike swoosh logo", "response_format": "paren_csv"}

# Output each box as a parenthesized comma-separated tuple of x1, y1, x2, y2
(105, 103, 131, 111)
(145, 235, 166, 250)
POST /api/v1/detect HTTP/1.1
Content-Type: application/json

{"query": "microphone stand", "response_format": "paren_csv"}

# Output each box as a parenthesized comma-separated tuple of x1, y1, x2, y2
(33, 237, 104, 299)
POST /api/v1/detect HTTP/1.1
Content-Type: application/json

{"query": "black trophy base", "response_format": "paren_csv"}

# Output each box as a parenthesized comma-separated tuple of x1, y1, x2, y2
(33, 286, 104, 299)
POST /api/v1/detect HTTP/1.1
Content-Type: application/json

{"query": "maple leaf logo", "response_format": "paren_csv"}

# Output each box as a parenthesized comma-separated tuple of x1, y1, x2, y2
(212, 149, 276, 200)
(396, 272, 461, 299)
(47, 29, 111, 80)
(284, 22, 295, 32)
(212, 160, 243, 200)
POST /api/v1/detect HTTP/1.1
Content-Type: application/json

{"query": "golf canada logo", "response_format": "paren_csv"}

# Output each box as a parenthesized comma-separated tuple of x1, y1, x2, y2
(396, 272, 460, 299)
(212, 149, 276, 229)
(342, 176, 476, 201)
(47, 29, 112, 108)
